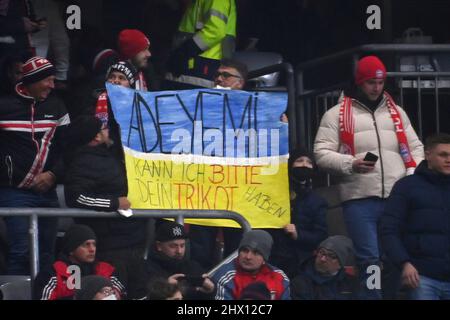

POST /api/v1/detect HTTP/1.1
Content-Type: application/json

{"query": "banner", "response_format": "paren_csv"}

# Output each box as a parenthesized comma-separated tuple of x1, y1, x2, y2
(107, 83, 290, 228)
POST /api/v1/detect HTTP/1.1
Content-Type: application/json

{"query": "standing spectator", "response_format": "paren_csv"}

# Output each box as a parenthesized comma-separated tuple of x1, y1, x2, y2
(290, 235, 357, 300)
(30, 0, 70, 90)
(145, 221, 215, 299)
(211, 230, 290, 300)
(268, 148, 328, 278)
(63, 115, 147, 299)
(314, 55, 424, 298)
(34, 224, 125, 300)
(0, 56, 69, 275)
(380, 133, 450, 300)
(165, 0, 236, 89)
(117, 29, 157, 91)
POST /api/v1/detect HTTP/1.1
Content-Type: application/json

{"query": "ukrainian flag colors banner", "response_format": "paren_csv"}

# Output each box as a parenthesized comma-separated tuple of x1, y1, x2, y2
(107, 83, 290, 228)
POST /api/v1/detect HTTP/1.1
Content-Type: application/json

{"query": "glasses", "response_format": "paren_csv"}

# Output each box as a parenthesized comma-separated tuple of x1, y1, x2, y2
(214, 71, 242, 80)
(317, 248, 338, 260)
(100, 287, 115, 296)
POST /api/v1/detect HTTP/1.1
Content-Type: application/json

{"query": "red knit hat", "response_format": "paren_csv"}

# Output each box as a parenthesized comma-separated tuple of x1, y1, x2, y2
(355, 56, 386, 85)
(117, 29, 150, 60)
(22, 56, 55, 85)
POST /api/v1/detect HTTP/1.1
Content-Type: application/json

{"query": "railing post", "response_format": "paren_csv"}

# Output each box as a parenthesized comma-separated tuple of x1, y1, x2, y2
(29, 214, 39, 282)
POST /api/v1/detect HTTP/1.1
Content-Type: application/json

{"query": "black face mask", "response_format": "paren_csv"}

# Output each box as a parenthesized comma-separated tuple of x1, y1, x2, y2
(292, 167, 314, 182)
(291, 167, 314, 195)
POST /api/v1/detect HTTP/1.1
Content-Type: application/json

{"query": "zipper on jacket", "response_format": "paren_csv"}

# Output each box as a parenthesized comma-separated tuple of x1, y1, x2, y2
(5, 155, 13, 186)
(355, 98, 386, 199)
(371, 113, 385, 198)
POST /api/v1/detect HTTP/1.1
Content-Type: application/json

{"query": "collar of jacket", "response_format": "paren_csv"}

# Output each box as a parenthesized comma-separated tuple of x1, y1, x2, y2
(15, 82, 35, 101)
(149, 248, 188, 271)
(300, 256, 345, 285)
(415, 160, 450, 184)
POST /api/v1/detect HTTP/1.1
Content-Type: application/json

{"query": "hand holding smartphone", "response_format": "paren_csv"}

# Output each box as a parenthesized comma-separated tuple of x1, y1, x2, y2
(363, 152, 379, 165)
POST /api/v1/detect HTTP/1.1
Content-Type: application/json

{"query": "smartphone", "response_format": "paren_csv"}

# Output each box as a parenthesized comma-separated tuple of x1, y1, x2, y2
(364, 152, 379, 163)
(182, 275, 205, 287)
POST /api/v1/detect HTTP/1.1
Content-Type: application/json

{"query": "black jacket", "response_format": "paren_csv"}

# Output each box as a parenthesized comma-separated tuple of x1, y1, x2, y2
(380, 160, 450, 281)
(146, 248, 211, 299)
(0, 84, 69, 188)
(64, 144, 145, 251)
(290, 257, 358, 300)
(268, 189, 328, 278)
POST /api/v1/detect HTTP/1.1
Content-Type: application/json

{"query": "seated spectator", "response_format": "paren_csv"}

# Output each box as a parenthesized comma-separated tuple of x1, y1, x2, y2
(290, 235, 357, 300)
(239, 281, 272, 300)
(33, 224, 125, 300)
(146, 276, 183, 300)
(268, 148, 328, 278)
(64, 116, 147, 299)
(211, 230, 290, 300)
(75, 275, 118, 300)
(380, 133, 450, 300)
(145, 221, 215, 299)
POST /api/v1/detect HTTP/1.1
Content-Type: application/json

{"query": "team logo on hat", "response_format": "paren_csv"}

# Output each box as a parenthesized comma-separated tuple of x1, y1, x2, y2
(375, 69, 384, 78)
(172, 226, 183, 237)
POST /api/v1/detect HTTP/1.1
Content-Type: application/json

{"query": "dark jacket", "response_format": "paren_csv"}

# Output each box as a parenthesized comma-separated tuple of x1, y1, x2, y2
(0, 84, 69, 188)
(64, 144, 145, 251)
(380, 160, 450, 281)
(290, 257, 357, 300)
(33, 254, 125, 300)
(146, 248, 210, 299)
(268, 189, 328, 278)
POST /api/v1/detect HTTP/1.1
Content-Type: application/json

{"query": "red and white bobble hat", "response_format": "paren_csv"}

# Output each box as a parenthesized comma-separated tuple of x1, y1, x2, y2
(22, 56, 55, 85)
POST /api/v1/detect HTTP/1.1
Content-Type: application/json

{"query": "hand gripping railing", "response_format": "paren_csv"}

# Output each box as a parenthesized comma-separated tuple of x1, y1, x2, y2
(0, 208, 251, 280)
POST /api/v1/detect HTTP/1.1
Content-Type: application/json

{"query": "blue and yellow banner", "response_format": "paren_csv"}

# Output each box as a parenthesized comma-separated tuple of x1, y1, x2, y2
(107, 83, 290, 228)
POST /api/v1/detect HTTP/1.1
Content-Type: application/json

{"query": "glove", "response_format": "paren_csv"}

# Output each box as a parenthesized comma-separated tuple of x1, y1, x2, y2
(167, 39, 202, 77)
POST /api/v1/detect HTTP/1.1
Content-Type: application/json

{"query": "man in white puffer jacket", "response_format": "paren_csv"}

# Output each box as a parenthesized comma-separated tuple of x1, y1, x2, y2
(314, 55, 424, 299)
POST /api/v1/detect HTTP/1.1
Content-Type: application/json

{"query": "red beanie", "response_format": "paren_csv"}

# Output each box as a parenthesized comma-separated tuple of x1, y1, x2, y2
(117, 29, 150, 60)
(355, 56, 386, 85)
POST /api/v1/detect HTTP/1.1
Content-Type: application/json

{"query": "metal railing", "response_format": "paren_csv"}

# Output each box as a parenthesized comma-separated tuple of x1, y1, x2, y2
(248, 62, 296, 149)
(296, 44, 450, 151)
(0, 208, 251, 280)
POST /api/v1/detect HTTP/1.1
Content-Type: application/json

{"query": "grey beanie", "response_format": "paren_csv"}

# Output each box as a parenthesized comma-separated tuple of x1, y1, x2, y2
(318, 235, 354, 267)
(75, 275, 112, 300)
(239, 230, 273, 261)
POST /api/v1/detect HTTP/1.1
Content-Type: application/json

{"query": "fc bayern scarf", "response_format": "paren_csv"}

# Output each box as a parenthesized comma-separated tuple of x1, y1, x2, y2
(339, 92, 416, 169)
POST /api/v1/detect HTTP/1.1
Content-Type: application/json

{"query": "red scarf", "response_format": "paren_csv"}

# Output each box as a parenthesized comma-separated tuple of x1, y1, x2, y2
(339, 92, 416, 169)
(95, 92, 109, 125)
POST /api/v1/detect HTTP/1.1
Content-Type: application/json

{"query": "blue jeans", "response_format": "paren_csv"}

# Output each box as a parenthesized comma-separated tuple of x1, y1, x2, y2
(0, 187, 59, 275)
(342, 197, 385, 299)
(409, 275, 450, 300)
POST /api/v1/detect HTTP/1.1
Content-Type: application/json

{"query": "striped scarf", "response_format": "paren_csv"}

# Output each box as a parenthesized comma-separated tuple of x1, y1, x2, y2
(339, 92, 416, 169)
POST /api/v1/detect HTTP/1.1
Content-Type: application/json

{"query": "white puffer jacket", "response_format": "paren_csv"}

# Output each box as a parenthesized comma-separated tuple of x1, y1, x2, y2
(314, 94, 424, 202)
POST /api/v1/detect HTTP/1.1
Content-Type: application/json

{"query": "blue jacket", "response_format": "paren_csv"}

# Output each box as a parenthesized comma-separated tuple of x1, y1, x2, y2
(380, 160, 450, 281)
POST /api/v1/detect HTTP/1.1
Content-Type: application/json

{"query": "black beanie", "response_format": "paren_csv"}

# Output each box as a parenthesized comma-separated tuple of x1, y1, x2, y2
(66, 115, 103, 148)
(289, 148, 315, 169)
(75, 275, 112, 300)
(239, 282, 271, 300)
(106, 60, 137, 88)
(61, 224, 97, 255)
(155, 221, 188, 242)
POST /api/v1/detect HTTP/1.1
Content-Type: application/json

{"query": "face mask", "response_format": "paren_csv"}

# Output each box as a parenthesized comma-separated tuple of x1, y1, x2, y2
(101, 294, 117, 301)
(292, 167, 314, 182)
(214, 85, 231, 90)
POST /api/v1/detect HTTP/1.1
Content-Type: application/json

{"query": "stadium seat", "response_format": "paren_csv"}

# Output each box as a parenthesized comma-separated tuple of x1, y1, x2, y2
(0, 278, 31, 300)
